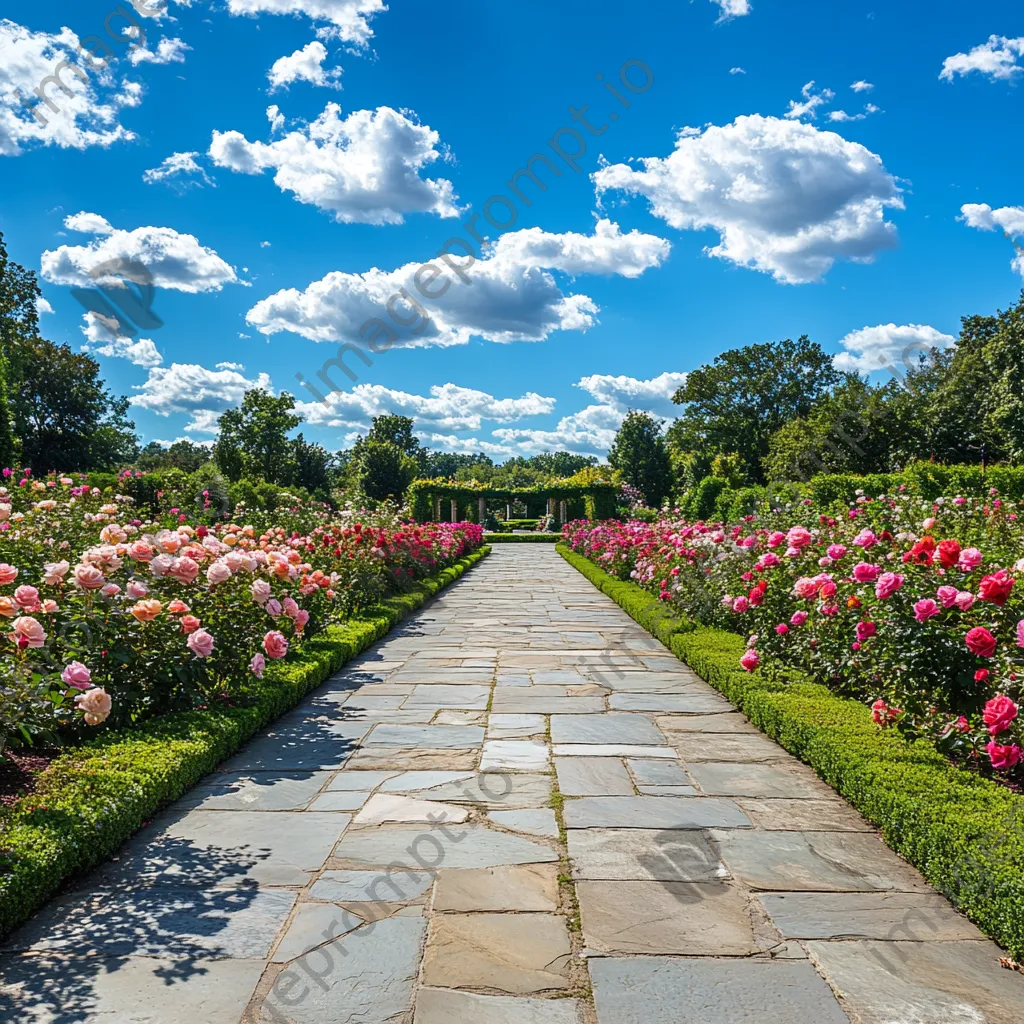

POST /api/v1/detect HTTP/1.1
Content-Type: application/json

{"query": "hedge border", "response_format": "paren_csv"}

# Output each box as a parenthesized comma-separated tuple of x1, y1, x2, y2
(0, 546, 491, 937)
(557, 543, 1024, 959)
(484, 533, 560, 543)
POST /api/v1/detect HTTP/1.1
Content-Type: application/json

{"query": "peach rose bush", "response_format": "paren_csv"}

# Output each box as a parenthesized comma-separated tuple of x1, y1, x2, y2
(0, 479, 482, 754)
(565, 488, 1024, 785)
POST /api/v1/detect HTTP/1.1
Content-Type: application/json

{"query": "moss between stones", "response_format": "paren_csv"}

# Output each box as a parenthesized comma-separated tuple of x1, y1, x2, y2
(557, 542, 1024, 961)
(0, 546, 490, 938)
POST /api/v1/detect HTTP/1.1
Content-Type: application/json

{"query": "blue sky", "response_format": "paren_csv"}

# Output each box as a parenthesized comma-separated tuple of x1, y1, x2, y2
(1, 0, 1023, 459)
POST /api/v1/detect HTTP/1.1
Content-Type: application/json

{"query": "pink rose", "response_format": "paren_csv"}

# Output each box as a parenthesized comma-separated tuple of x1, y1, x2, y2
(186, 628, 215, 658)
(249, 652, 266, 679)
(263, 630, 289, 659)
(766, 531, 786, 548)
(936, 585, 958, 608)
(954, 591, 975, 611)
(958, 547, 983, 571)
(148, 554, 174, 578)
(206, 561, 232, 585)
(786, 526, 813, 549)
(1017, 619, 1024, 648)
(775, 623, 789, 635)
(852, 562, 881, 583)
(856, 621, 877, 642)
(293, 609, 310, 631)
(826, 544, 847, 560)
(790, 610, 808, 626)
(793, 577, 820, 599)
(126, 580, 149, 599)
(266, 599, 283, 618)
(74, 564, 106, 590)
(913, 599, 940, 622)
(14, 585, 40, 610)
(819, 579, 837, 599)
(61, 661, 92, 690)
(983, 695, 1018, 736)
(732, 596, 749, 613)
(986, 741, 1022, 772)
(12, 616, 46, 648)
(874, 573, 904, 600)
(168, 557, 200, 585)
(127, 541, 154, 562)
(853, 528, 878, 549)
(759, 552, 780, 569)
(251, 579, 272, 605)
(739, 648, 759, 672)
(75, 686, 112, 726)
(283, 596, 300, 619)
(965, 627, 997, 658)
(0, 563, 18, 585)
(42, 560, 70, 585)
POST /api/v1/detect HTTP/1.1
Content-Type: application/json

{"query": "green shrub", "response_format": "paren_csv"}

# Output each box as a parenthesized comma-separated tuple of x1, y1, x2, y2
(557, 542, 1024, 960)
(0, 547, 490, 937)
(485, 533, 559, 542)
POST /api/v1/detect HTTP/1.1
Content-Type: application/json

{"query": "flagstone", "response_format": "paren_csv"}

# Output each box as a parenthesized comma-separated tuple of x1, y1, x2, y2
(555, 756, 635, 796)
(433, 864, 559, 912)
(414, 988, 581, 1023)
(565, 796, 751, 829)
(550, 713, 664, 745)
(567, 828, 727, 882)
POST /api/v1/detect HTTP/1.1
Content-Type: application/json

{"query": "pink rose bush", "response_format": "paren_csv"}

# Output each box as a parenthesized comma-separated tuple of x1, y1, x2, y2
(564, 489, 1024, 781)
(0, 479, 483, 749)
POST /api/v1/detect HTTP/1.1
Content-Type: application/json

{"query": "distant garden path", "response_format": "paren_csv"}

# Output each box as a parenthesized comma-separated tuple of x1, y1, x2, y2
(2, 546, 1022, 1023)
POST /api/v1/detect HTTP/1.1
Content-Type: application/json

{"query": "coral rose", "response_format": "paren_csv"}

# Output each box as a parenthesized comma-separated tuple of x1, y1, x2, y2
(263, 630, 289, 659)
(0, 563, 18, 585)
(42, 560, 70, 585)
(130, 599, 163, 623)
(12, 616, 46, 648)
(74, 564, 106, 590)
(180, 615, 201, 634)
(75, 686, 112, 726)
(965, 627, 997, 658)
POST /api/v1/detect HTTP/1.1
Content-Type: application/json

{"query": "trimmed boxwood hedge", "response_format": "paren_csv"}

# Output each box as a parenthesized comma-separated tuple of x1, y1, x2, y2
(557, 543, 1024, 960)
(484, 533, 560, 543)
(0, 546, 490, 938)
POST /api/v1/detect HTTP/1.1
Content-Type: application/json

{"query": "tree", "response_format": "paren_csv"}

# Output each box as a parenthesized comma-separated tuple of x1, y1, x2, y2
(138, 439, 212, 474)
(354, 441, 418, 501)
(607, 411, 673, 507)
(214, 389, 301, 484)
(291, 433, 333, 493)
(424, 451, 494, 479)
(364, 414, 424, 460)
(525, 452, 598, 477)
(670, 336, 841, 484)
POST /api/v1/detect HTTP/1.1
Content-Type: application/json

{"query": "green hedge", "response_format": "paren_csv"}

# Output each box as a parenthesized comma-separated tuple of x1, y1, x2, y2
(0, 546, 490, 938)
(485, 533, 560, 543)
(557, 543, 1024, 960)
(499, 519, 540, 530)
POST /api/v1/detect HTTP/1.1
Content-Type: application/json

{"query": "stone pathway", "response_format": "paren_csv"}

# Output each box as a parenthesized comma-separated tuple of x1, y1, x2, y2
(2, 545, 1024, 1023)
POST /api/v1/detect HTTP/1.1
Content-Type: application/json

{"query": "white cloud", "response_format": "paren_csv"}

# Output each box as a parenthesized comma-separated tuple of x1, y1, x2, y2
(216, 361, 245, 370)
(710, 0, 751, 21)
(222, 0, 386, 47)
(416, 433, 518, 459)
(593, 114, 902, 284)
(35, 296, 53, 316)
(41, 212, 241, 293)
(245, 219, 667, 346)
(829, 103, 880, 122)
(128, 36, 190, 65)
(268, 40, 341, 91)
(266, 104, 286, 133)
(0, 19, 136, 156)
(132, 362, 273, 433)
(940, 35, 1024, 82)
(575, 371, 687, 417)
(296, 382, 555, 432)
(850, 80, 874, 92)
(834, 323, 957, 374)
(260, 240, 272, 247)
(143, 151, 214, 188)
(209, 103, 458, 225)
(493, 404, 626, 458)
(785, 81, 834, 120)
(80, 311, 163, 367)
(960, 203, 1024, 276)
(729, 67, 746, 75)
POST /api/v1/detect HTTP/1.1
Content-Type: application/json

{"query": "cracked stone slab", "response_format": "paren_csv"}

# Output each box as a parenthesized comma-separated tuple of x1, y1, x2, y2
(577, 879, 758, 955)
(555, 757, 634, 796)
(564, 796, 751, 830)
(388, 772, 551, 809)
(271, 902, 366, 962)
(404, 685, 491, 709)
(0, 954, 268, 1023)
(657, 712, 760, 733)
(433, 864, 559, 912)
(257, 915, 425, 1023)
(309, 790, 371, 811)
(759, 892, 985, 940)
(589, 956, 850, 1023)
(688, 762, 827, 798)
(353, 794, 469, 826)
(327, 771, 399, 791)
(310, 869, 433, 904)
(344, 748, 479, 770)
(627, 759, 692, 787)
(422, 913, 570, 994)
(487, 714, 547, 739)
(550, 713, 664, 746)
(567, 829, 726, 882)
(710, 830, 933, 891)
(735, 798, 873, 831)
(480, 740, 550, 771)
(488, 808, 559, 838)
(178, 772, 332, 812)
(333, 824, 558, 870)
(806, 939, 1024, 1024)
(414, 988, 581, 1023)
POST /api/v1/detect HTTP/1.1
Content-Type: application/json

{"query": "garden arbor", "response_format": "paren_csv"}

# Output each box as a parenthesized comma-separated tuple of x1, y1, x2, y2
(409, 478, 617, 528)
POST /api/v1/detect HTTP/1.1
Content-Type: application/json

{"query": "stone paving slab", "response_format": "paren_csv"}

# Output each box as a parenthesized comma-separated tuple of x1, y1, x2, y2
(555, 756, 635, 795)
(414, 988, 581, 1023)
(565, 796, 752, 830)
(567, 828, 727, 882)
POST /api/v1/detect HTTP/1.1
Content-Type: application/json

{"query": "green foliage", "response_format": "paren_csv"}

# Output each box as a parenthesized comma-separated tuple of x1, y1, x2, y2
(0, 547, 490, 937)
(137, 439, 212, 474)
(685, 475, 729, 521)
(484, 533, 560, 542)
(214, 389, 301, 484)
(558, 543, 1024, 960)
(607, 411, 673, 507)
(354, 440, 418, 501)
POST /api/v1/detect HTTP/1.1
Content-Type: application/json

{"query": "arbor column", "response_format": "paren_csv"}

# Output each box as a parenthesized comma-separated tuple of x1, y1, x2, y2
(434, 496, 440, 522)
(479, 496, 487, 524)
(559, 499, 568, 527)
(450, 499, 458, 522)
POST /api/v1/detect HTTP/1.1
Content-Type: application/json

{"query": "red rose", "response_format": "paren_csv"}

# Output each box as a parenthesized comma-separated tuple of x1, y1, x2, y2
(965, 627, 997, 658)
(978, 570, 1014, 607)
(937, 539, 961, 569)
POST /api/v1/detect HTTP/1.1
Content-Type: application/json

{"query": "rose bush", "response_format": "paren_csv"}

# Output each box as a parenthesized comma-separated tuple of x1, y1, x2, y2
(564, 487, 1024, 782)
(0, 477, 482, 751)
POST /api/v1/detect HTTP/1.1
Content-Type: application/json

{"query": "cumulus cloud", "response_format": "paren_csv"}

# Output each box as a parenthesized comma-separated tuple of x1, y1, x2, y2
(0, 19, 137, 156)
(209, 103, 458, 225)
(143, 151, 214, 189)
(940, 35, 1024, 82)
(575, 371, 688, 417)
(960, 203, 1024, 276)
(132, 362, 273, 433)
(729, 67, 746, 75)
(295, 382, 555, 432)
(785, 81, 835, 120)
(710, 0, 751, 21)
(268, 40, 342, 91)
(80, 311, 163, 367)
(36, 296, 54, 316)
(222, 0, 386, 46)
(245, 219, 668, 346)
(128, 36, 190, 65)
(834, 323, 957, 374)
(493, 404, 627, 458)
(829, 104, 880, 122)
(593, 114, 902, 284)
(850, 80, 874, 92)
(41, 212, 241, 293)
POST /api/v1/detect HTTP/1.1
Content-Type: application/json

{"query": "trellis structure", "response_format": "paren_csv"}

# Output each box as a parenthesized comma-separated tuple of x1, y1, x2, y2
(409, 478, 618, 527)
